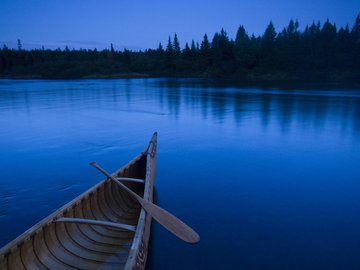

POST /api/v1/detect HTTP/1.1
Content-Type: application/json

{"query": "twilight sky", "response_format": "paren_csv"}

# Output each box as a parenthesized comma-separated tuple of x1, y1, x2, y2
(0, 0, 359, 50)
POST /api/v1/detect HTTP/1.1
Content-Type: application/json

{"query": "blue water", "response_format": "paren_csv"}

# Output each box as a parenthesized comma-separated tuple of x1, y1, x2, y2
(0, 78, 359, 269)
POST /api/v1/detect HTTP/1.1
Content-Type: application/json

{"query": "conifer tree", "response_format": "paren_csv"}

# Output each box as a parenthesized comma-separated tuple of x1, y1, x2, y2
(200, 34, 210, 52)
(200, 34, 211, 67)
(183, 43, 191, 60)
(173, 34, 181, 54)
(234, 26, 250, 67)
(263, 22, 277, 49)
(351, 14, 360, 43)
(190, 40, 196, 53)
(165, 36, 174, 68)
(17, 39, 22, 51)
(157, 43, 164, 56)
(166, 36, 173, 53)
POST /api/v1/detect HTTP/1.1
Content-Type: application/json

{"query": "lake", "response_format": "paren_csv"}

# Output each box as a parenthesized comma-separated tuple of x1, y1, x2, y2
(0, 78, 359, 269)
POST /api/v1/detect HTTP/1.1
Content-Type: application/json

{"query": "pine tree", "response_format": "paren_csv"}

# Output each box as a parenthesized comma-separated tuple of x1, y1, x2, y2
(234, 26, 250, 67)
(173, 33, 181, 54)
(321, 19, 337, 45)
(183, 43, 191, 60)
(200, 34, 210, 52)
(165, 36, 174, 69)
(338, 25, 350, 44)
(200, 34, 211, 67)
(261, 22, 277, 69)
(263, 22, 276, 49)
(190, 40, 196, 53)
(17, 39, 22, 51)
(157, 43, 164, 55)
(166, 36, 173, 53)
(351, 14, 360, 43)
(157, 42, 164, 53)
(211, 29, 235, 73)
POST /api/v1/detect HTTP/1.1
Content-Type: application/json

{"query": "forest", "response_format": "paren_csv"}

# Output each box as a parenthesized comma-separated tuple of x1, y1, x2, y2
(0, 15, 359, 83)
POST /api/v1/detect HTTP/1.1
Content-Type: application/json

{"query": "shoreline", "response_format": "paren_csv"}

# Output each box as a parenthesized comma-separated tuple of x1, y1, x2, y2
(1, 72, 360, 90)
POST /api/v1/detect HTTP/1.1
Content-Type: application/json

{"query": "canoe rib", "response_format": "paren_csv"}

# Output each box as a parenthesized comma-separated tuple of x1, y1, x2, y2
(0, 132, 157, 270)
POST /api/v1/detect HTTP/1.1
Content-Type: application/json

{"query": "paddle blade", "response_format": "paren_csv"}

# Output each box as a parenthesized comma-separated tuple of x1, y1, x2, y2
(141, 200, 200, 244)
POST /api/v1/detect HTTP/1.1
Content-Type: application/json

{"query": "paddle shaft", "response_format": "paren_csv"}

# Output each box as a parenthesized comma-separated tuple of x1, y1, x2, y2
(89, 162, 142, 201)
(89, 162, 200, 244)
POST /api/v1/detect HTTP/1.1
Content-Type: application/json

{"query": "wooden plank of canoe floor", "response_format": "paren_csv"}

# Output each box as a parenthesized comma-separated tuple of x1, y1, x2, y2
(33, 229, 76, 269)
(7, 247, 25, 270)
(78, 197, 134, 240)
(0, 257, 7, 270)
(97, 186, 124, 221)
(111, 181, 140, 213)
(43, 223, 116, 269)
(100, 183, 129, 221)
(20, 238, 48, 269)
(62, 222, 131, 255)
(90, 188, 129, 231)
(101, 183, 139, 223)
(52, 222, 127, 265)
(104, 181, 139, 221)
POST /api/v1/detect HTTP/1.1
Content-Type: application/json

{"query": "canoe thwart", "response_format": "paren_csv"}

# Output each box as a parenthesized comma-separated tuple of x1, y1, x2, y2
(53, 217, 136, 232)
(115, 177, 145, 183)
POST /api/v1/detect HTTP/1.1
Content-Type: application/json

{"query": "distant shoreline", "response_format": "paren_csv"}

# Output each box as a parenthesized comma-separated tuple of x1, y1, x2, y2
(1, 72, 360, 90)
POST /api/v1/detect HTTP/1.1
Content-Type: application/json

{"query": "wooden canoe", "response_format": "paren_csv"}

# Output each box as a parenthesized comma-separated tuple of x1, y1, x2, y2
(0, 133, 157, 270)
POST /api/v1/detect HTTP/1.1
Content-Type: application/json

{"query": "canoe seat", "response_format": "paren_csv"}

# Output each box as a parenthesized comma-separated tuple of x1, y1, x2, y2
(53, 217, 137, 232)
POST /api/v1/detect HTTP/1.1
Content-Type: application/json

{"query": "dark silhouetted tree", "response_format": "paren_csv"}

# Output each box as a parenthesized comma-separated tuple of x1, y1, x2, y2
(200, 34, 211, 68)
(1, 15, 360, 80)
(262, 22, 276, 50)
(17, 39, 22, 51)
(173, 33, 181, 54)
(234, 25, 250, 68)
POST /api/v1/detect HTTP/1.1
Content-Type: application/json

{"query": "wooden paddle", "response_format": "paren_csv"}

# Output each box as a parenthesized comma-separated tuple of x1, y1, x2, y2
(89, 162, 200, 244)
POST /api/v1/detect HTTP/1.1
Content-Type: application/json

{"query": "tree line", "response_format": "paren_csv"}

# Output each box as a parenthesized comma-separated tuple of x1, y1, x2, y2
(0, 15, 359, 81)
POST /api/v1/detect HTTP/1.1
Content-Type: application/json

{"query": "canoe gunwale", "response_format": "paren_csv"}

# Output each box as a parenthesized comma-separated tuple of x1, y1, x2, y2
(124, 133, 157, 270)
(0, 133, 157, 270)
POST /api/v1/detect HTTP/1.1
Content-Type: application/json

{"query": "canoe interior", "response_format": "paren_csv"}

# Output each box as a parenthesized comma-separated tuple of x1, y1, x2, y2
(0, 152, 151, 270)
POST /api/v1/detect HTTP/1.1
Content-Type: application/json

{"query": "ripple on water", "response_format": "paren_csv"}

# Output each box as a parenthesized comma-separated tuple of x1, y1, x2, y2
(59, 184, 79, 191)
(0, 207, 7, 218)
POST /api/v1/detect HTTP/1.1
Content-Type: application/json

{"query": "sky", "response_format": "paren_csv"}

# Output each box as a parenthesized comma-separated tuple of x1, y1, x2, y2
(0, 0, 359, 50)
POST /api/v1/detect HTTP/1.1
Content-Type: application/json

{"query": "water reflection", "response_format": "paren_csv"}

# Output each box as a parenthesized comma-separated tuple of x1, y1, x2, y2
(1, 78, 360, 270)
(1, 79, 360, 140)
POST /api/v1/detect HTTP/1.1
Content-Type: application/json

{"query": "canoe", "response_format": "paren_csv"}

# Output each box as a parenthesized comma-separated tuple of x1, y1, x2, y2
(0, 133, 158, 270)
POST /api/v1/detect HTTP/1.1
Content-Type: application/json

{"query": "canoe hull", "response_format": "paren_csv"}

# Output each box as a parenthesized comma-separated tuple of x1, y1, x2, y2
(0, 133, 157, 270)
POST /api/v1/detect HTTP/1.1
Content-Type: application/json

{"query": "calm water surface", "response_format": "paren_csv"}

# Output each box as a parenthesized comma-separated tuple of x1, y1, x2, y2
(0, 78, 360, 269)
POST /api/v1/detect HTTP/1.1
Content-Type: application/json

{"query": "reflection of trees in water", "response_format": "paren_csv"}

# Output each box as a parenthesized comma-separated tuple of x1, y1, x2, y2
(313, 95, 330, 131)
(210, 91, 227, 122)
(233, 92, 254, 126)
(124, 79, 132, 104)
(2, 79, 360, 141)
(260, 93, 272, 128)
(157, 80, 360, 141)
(275, 94, 296, 133)
(165, 86, 181, 117)
(199, 90, 209, 120)
(340, 98, 352, 134)
(353, 101, 360, 139)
